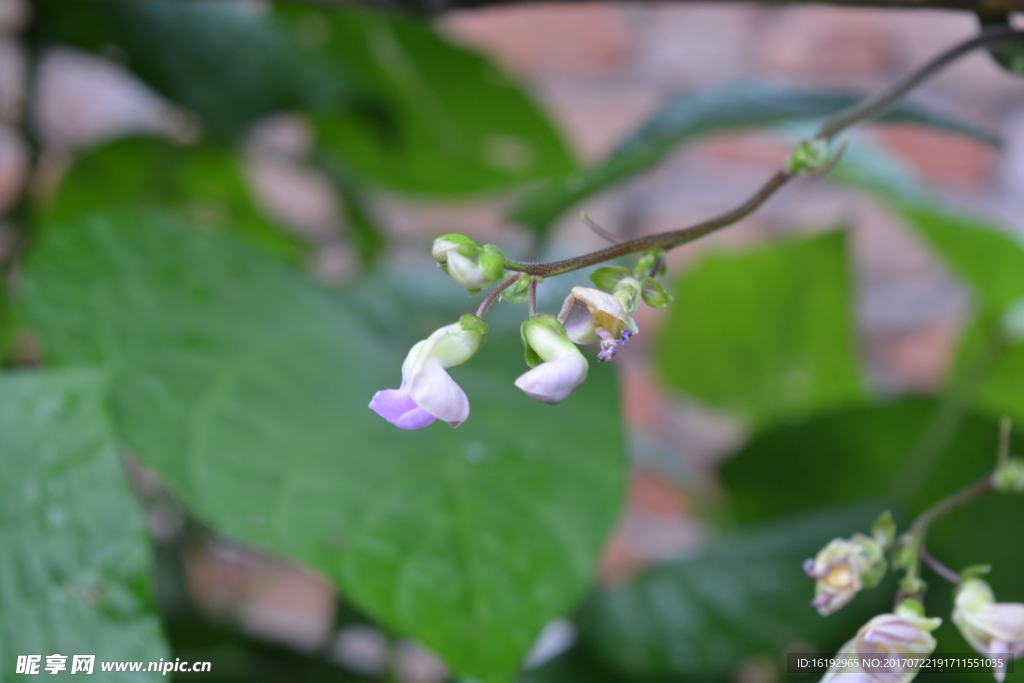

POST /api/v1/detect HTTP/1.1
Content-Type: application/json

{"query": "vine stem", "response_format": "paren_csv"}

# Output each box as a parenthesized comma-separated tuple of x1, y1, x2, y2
(903, 476, 995, 593)
(528, 277, 538, 316)
(475, 272, 521, 318)
(503, 26, 1024, 279)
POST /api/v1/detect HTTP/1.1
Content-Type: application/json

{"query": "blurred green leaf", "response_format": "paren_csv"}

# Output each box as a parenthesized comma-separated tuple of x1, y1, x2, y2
(891, 206, 1024, 314)
(33, 0, 361, 140)
(573, 506, 886, 681)
(720, 399, 1011, 524)
(318, 157, 386, 266)
(833, 143, 1024, 313)
(508, 82, 999, 233)
(278, 7, 577, 197)
(0, 369, 167, 681)
(21, 212, 625, 683)
(656, 230, 864, 430)
(44, 136, 305, 260)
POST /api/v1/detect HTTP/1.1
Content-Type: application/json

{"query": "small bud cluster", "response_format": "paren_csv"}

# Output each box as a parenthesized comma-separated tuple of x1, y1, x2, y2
(806, 508, 1024, 683)
(370, 232, 675, 429)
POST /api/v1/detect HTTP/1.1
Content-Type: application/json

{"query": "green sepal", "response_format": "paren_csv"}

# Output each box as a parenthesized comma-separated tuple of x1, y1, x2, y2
(785, 138, 829, 176)
(613, 277, 643, 314)
(899, 576, 927, 597)
(895, 597, 926, 618)
(640, 276, 674, 308)
(960, 564, 992, 581)
(459, 314, 489, 337)
(871, 510, 897, 548)
(590, 267, 631, 293)
(520, 315, 566, 368)
(501, 276, 538, 304)
(478, 244, 506, 281)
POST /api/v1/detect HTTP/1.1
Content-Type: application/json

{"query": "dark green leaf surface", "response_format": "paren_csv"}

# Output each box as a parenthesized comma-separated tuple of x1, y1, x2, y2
(44, 137, 304, 260)
(574, 507, 886, 681)
(656, 231, 864, 429)
(720, 399, 1010, 524)
(0, 370, 167, 682)
(509, 83, 999, 233)
(21, 213, 625, 683)
(279, 7, 576, 196)
(34, 0, 360, 140)
(895, 206, 1024, 314)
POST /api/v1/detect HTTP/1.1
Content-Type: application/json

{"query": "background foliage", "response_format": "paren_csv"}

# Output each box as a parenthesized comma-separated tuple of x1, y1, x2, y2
(1, 1, 1022, 682)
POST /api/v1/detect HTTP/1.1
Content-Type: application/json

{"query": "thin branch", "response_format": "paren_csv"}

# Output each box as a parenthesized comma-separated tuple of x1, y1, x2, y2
(505, 27, 1024, 279)
(920, 544, 962, 585)
(475, 272, 522, 318)
(528, 278, 538, 316)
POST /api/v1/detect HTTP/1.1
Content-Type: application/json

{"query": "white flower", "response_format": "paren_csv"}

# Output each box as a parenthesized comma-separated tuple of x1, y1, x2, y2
(820, 604, 941, 683)
(804, 534, 887, 616)
(515, 316, 588, 404)
(953, 578, 1024, 682)
(556, 287, 638, 361)
(369, 315, 487, 429)
(432, 234, 504, 294)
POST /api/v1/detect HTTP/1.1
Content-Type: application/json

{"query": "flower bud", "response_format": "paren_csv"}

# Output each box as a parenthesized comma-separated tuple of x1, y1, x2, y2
(993, 457, 1024, 493)
(786, 138, 830, 176)
(369, 315, 488, 429)
(515, 315, 588, 404)
(432, 233, 478, 263)
(804, 533, 887, 616)
(432, 235, 505, 294)
(953, 578, 1024, 682)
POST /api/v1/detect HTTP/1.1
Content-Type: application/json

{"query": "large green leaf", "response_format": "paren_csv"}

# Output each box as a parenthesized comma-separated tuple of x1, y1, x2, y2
(44, 137, 304, 260)
(719, 400, 1010, 524)
(573, 506, 886, 681)
(656, 230, 864, 430)
(508, 83, 999, 233)
(279, 7, 576, 197)
(0, 370, 167, 682)
(833, 143, 1024, 314)
(892, 206, 1024, 314)
(33, 0, 360, 140)
(20, 212, 625, 683)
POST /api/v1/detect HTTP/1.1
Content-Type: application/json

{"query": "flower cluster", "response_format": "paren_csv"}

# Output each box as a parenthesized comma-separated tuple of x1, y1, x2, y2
(808, 512, 1024, 683)
(370, 232, 669, 430)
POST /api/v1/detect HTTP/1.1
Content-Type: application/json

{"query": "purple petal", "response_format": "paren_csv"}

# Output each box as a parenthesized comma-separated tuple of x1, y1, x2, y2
(369, 388, 436, 430)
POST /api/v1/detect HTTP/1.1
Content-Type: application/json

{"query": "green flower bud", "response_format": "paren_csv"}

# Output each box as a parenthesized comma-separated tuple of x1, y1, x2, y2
(432, 233, 479, 263)
(640, 276, 674, 308)
(871, 510, 896, 548)
(786, 138, 830, 176)
(993, 457, 1024, 493)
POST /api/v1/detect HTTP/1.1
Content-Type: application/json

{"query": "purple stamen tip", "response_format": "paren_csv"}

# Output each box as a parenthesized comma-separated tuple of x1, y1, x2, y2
(597, 347, 617, 362)
(616, 329, 633, 346)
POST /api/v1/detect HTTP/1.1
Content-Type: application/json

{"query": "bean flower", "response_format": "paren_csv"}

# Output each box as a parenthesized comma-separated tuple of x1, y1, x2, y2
(369, 315, 488, 429)
(515, 315, 589, 404)
(953, 578, 1024, 682)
